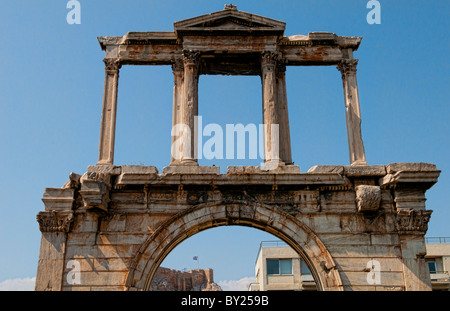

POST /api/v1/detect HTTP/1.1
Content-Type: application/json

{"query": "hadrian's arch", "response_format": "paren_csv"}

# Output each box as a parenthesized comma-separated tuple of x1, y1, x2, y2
(126, 202, 341, 291)
(35, 5, 440, 291)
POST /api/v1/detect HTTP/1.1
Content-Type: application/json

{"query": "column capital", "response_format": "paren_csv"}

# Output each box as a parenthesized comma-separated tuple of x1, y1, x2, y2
(172, 57, 184, 72)
(36, 211, 74, 233)
(261, 51, 280, 67)
(182, 50, 201, 66)
(396, 209, 432, 235)
(337, 59, 358, 77)
(103, 58, 122, 74)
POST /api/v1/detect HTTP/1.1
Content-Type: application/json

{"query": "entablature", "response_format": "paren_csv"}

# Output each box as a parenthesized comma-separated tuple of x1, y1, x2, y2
(97, 8, 361, 69)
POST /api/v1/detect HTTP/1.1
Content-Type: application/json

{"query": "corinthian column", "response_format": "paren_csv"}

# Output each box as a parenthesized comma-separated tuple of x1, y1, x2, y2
(261, 52, 282, 167)
(98, 58, 121, 165)
(276, 61, 292, 165)
(337, 59, 368, 166)
(170, 58, 185, 165)
(179, 50, 200, 165)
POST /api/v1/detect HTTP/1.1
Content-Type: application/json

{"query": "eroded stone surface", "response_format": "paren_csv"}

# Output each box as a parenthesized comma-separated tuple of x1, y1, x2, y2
(386, 162, 437, 174)
(35, 163, 439, 291)
(35, 7, 440, 292)
(355, 185, 381, 212)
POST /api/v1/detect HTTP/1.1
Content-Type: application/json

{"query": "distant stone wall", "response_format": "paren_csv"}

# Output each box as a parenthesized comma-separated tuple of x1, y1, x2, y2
(150, 267, 222, 291)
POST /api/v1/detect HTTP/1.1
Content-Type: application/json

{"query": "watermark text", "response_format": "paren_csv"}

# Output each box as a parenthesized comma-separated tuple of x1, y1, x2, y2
(66, 0, 81, 25)
(367, 0, 381, 25)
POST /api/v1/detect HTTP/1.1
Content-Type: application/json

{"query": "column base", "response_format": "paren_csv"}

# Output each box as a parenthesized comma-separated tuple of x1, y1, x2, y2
(228, 165, 300, 174)
(260, 160, 285, 171)
(97, 160, 113, 166)
(179, 159, 198, 166)
(163, 165, 220, 175)
(169, 159, 198, 166)
(350, 159, 368, 166)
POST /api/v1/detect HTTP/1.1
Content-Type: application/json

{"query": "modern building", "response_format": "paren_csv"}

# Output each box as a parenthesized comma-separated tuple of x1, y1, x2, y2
(249, 241, 317, 291)
(425, 237, 450, 291)
(250, 238, 450, 291)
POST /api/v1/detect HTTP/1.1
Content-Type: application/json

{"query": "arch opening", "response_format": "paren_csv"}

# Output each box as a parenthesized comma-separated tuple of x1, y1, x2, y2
(126, 202, 343, 291)
(150, 225, 319, 291)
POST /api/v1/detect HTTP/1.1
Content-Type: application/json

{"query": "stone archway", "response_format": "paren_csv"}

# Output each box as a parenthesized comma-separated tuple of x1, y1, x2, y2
(125, 201, 343, 291)
(34, 6, 440, 293)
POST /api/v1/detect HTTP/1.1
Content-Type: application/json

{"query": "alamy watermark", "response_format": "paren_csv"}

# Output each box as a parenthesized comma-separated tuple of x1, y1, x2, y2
(66, 0, 81, 25)
(367, 0, 381, 25)
(171, 116, 280, 170)
(66, 260, 81, 285)
(366, 259, 381, 285)
(65, 2, 380, 26)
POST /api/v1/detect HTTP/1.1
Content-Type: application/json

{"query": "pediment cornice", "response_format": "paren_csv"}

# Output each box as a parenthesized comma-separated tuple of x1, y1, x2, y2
(174, 6, 285, 36)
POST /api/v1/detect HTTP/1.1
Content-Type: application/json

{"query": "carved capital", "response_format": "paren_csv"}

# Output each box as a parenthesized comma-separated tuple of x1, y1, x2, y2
(396, 209, 432, 234)
(172, 57, 184, 72)
(36, 211, 74, 233)
(337, 59, 358, 77)
(261, 51, 279, 68)
(182, 50, 201, 66)
(103, 58, 122, 74)
(355, 185, 381, 212)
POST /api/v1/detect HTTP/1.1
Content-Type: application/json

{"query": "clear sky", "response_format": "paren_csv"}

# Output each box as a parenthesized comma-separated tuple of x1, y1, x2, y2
(0, 0, 449, 290)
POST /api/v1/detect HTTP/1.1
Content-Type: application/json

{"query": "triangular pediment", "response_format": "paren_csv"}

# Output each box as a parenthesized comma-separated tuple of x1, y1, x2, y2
(174, 6, 285, 36)
(190, 16, 270, 29)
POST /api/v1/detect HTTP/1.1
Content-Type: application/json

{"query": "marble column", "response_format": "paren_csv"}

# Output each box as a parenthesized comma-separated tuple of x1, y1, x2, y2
(261, 51, 282, 166)
(276, 61, 293, 165)
(337, 59, 368, 166)
(170, 58, 185, 165)
(98, 58, 121, 165)
(179, 50, 200, 165)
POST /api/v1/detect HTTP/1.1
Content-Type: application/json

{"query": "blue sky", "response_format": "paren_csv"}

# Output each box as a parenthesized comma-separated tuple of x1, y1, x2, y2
(0, 0, 449, 289)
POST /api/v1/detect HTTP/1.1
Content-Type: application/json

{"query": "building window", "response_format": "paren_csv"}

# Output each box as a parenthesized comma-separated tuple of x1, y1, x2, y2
(267, 259, 292, 275)
(300, 260, 312, 275)
(428, 261, 437, 274)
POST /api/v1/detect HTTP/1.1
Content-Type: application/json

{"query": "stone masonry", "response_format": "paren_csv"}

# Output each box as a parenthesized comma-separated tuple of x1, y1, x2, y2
(35, 162, 440, 291)
(35, 6, 440, 291)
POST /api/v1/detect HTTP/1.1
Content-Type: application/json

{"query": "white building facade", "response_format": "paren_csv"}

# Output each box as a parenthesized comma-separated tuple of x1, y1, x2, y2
(249, 241, 317, 291)
(250, 238, 450, 291)
(425, 237, 450, 291)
